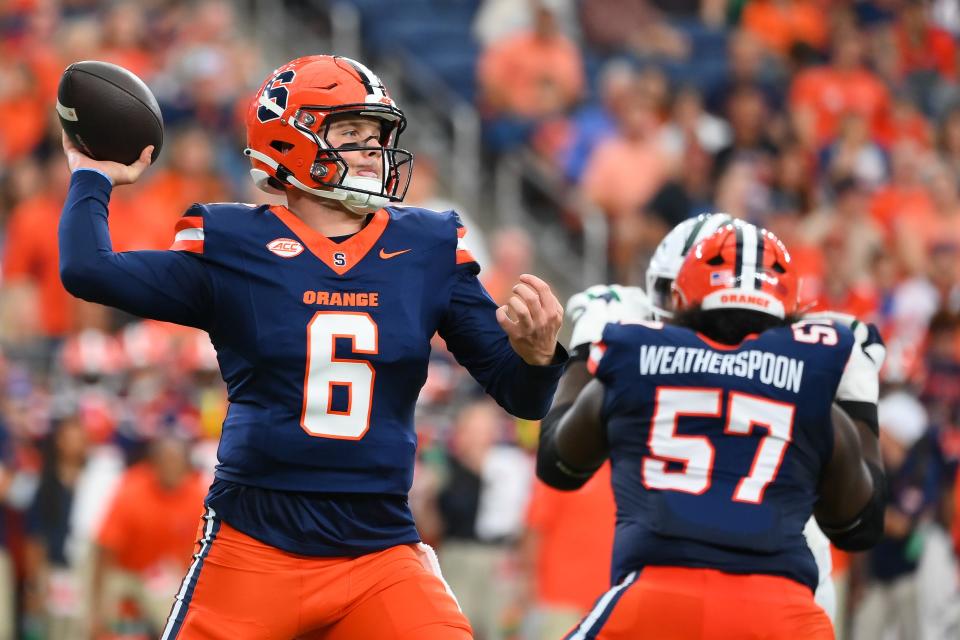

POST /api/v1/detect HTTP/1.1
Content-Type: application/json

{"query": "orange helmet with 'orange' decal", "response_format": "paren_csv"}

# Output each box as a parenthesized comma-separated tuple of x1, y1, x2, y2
(244, 55, 413, 214)
(672, 220, 799, 319)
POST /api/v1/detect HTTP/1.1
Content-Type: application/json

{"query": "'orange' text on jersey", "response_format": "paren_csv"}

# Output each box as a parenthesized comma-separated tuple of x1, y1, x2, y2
(302, 290, 380, 307)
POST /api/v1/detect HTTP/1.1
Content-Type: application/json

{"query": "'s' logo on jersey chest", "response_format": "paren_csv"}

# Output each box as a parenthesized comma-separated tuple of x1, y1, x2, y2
(267, 238, 304, 258)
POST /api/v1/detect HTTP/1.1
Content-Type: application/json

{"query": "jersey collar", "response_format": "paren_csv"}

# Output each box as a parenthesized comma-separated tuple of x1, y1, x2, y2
(269, 205, 389, 275)
(695, 332, 760, 351)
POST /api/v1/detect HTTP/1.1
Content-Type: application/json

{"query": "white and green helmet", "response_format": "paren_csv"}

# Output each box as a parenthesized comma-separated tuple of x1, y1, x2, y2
(645, 212, 734, 318)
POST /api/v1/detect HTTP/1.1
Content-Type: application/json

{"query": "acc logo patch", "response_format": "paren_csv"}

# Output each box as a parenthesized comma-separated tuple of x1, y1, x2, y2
(267, 238, 304, 258)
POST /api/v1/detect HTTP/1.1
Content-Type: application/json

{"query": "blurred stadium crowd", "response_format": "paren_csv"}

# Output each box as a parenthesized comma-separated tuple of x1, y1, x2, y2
(0, 0, 959, 639)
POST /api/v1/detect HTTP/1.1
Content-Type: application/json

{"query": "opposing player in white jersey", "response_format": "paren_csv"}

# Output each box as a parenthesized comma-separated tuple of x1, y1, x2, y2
(565, 213, 885, 621)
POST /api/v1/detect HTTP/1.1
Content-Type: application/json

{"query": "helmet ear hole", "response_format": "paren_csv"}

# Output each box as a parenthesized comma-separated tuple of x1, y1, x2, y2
(706, 255, 725, 266)
(270, 140, 294, 154)
(772, 261, 787, 273)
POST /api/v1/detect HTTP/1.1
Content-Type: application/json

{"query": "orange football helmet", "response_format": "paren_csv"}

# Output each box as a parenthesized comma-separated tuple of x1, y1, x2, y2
(244, 55, 413, 214)
(672, 220, 799, 319)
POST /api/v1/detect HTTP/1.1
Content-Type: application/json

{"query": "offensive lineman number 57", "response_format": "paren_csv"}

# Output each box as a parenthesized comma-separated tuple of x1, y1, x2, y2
(643, 322, 839, 503)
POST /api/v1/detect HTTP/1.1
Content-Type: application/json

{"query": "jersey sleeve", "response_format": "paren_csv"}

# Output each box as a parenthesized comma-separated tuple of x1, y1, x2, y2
(589, 322, 651, 379)
(169, 211, 205, 254)
(3, 207, 37, 280)
(437, 269, 566, 420)
(59, 170, 214, 330)
(453, 214, 480, 275)
(834, 323, 882, 432)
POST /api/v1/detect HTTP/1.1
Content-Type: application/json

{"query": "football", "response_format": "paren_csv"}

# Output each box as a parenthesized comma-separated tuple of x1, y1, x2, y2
(57, 60, 163, 165)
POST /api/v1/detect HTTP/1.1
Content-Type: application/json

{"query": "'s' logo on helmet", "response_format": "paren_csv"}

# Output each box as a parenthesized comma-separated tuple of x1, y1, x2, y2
(257, 70, 296, 123)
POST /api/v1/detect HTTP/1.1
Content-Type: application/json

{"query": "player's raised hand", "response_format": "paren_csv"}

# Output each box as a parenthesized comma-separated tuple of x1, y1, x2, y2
(62, 130, 153, 187)
(496, 274, 564, 366)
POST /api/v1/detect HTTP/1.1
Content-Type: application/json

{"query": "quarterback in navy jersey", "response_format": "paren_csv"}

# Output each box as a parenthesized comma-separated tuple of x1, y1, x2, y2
(537, 221, 885, 639)
(59, 55, 565, 640)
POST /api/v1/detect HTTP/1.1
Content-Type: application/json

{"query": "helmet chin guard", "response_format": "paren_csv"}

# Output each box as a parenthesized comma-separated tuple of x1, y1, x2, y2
(244, 148, 393, 215)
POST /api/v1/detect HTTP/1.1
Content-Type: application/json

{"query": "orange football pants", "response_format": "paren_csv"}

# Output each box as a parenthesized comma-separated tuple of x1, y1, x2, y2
(563, 566, 834, 640)
(160, 510, 472, 640)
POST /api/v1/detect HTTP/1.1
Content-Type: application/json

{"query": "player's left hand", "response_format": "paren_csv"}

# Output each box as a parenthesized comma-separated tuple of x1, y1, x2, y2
(497, 274, 563, 366)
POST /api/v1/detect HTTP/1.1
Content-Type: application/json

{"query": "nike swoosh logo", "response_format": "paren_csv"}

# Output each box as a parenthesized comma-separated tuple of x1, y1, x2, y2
(379, 248, 411, 259)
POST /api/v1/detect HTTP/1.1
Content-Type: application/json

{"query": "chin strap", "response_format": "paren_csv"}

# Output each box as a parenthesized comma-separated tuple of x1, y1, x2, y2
(244, 147, 386, 215)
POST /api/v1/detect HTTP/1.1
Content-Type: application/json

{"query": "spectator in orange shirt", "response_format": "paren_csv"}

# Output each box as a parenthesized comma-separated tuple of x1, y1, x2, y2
(91, 433, 207, 637)
(14, 3, 65, 105)
(481, 227, 535, 306)
(582, 89, 670, 278)
(106, 128, 230, 254)
(2, 155, 76, 343)
(896, 0, 957, 81)
(98, 4, 156, 81)
(804, 177, 885, 300)
(870, 141, 937, 271)
(0, 60, 46, 163)
(876, 92, 933, 151)
(520, 464, 616, 640)
(898, 161, 960, 275)
(814, 227, 880, 320)
(125, 126, 229, 251)
(789, 25, 891, 148)
(477, 0, 585, 152)
(741, 0, 828, 58)
(760, 200, 825, 309)
(583, 87, 667, 219)
(896, 0, 959, 116)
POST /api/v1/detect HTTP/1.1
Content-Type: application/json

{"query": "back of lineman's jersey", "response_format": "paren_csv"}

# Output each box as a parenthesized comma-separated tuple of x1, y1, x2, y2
(589, 320, 857, 591)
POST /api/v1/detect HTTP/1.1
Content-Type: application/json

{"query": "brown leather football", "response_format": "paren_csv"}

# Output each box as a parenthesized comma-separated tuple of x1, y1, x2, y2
(57, 60, 163, 165)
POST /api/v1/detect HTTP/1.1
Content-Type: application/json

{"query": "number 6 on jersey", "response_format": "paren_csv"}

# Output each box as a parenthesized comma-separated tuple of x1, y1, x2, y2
(301, 311, 378, 439)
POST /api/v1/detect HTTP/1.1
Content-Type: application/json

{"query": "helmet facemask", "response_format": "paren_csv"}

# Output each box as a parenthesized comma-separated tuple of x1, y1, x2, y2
(246, 100, 413, 215)
(645, 271, 675, 320)
(645, 213, 734, 320)
(298, 106, 413, 214)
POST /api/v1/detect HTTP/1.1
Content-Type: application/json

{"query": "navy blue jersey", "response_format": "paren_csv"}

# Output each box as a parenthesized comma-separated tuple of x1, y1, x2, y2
(60, 170, 564, 555)
(590, 320, 856, 591)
